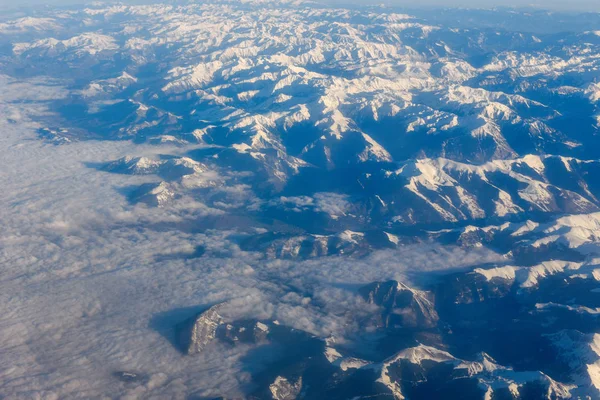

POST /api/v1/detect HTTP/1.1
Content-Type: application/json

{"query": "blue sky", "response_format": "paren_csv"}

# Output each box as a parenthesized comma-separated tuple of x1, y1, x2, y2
(0, 0, 599, 11)
(330, 0, 600, 11)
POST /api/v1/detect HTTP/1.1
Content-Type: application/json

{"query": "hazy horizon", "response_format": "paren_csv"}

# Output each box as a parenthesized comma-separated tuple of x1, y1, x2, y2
(328, 0, 600, 12)
(0, 0, 599, 12)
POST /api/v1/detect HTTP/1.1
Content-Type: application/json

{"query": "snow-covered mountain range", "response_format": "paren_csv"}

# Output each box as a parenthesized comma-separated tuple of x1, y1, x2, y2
(2, 1, 600, 399)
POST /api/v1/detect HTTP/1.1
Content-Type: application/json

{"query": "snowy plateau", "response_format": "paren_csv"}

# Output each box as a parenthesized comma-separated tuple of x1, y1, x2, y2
(2, 0, 600, 399)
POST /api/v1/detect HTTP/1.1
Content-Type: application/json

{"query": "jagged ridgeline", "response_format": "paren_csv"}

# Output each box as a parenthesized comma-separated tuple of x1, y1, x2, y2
(169, 278, 588, 399)
(11, 0, 600, 236)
